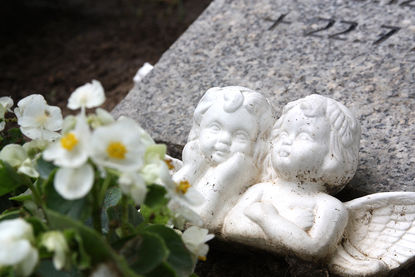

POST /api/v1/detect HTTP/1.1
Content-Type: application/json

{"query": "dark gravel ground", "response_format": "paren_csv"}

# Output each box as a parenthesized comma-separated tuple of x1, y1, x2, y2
(0, 0, 211, 115)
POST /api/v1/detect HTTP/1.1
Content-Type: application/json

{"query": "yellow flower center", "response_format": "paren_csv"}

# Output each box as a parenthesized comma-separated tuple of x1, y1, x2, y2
(176, 180, 191, 194)
(198, 256, 207, 261)
(107, 141, 127, 159)
(164, 159, 175, 170)
(60, 133, 78, 151)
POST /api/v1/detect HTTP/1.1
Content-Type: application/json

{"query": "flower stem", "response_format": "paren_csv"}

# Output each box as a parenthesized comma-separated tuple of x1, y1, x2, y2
(98, 174, 111, 206)
(92, 182, 102, 234)
(121, 195, 129, 237)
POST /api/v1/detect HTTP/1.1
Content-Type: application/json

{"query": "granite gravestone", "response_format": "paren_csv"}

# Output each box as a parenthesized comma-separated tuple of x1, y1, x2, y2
(114, 0, 415, 197)
(113, 0, 415, 275)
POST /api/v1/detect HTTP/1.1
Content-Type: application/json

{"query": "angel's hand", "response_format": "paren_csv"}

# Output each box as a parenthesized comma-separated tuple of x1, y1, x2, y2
(245, 202, 279, 224)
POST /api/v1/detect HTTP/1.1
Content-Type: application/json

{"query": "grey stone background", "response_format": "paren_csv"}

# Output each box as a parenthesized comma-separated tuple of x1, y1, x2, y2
(113, 1, 415, 274)
(114, 0, 415, 197)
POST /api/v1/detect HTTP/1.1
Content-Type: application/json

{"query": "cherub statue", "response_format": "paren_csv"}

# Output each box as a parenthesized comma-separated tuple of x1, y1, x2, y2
(222, 94, 415, 276)
(173, 86, 274, 232)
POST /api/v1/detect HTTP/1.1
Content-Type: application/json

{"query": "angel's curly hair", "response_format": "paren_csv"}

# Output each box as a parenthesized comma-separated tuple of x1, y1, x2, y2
(188, 86, 275, 162)
(262, 94, 361, 194)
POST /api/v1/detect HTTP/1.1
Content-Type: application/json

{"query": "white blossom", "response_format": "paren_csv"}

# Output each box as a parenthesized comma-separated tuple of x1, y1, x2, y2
(54, 164, 94, 200)
(119, 172, 147, 205)
(0, 96, 13, 111)
(41, 231, 69, 270)
(182, 226, 214, 261)
(0, 144, 39, 178)
(43, 115, 90, 168)
(68, 80, 105, 110)
(0, 218, 39, 277)
(15, 94, 63, 141)
(90, 117, 153, 172)
(88, 108, 115, 129)
(0, 96, 12, 132)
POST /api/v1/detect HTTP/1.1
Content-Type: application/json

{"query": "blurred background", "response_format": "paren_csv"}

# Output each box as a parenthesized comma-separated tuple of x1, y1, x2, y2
(0, 0, 211, 114)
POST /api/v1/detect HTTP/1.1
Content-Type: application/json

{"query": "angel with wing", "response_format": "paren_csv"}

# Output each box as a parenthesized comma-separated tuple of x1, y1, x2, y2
(223, 94, 415, 276)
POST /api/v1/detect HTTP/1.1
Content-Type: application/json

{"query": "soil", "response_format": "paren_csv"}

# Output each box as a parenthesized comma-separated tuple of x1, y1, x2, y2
(0, 0, 211, 115)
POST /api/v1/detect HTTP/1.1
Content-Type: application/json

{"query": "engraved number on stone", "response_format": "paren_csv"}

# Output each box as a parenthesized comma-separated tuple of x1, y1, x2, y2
(328, 21, 358, 40)
(266, 14, 291, 31)
(304, 18, 335, 37)
(400, 0, 415, 7)
(373, 25, 400, 44)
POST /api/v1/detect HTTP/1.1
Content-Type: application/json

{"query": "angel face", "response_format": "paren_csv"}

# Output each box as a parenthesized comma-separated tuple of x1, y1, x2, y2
(272, 106, 330, 181)
(199, 103, 258, 165)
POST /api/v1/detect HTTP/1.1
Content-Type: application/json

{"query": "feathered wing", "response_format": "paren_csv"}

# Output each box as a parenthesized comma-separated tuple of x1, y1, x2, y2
(328, 192, 415, 277)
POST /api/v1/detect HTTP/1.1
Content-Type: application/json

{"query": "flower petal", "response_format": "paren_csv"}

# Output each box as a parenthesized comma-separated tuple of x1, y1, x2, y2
(54, 164, 94, 200)
(68, 80, 105, 110)
(15, 246, 38, 277)
(0, 96, 13, 111)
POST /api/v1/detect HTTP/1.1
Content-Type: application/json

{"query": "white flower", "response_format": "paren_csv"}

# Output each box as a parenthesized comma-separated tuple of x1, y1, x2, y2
(119, 172, 147, 205)
(88, 108, 115, 129)
(153, 160, 204, 227)
(54, 164, 94, 200)
(62, 115, 77, 134)
(0, 96, 13, 111)
(90, 117, 153, 172)
(15, 94, 63, 141)
(0, 97, 12, 132)
(68, 80, 105, 110)
(0, 218, 39, 277)
(43, 115, 90, 168)
(90, 263, 118, 277)
(0, 144, 39, 178)
(0, 144, 27, 167)
(41, 231, 69, 270)
(23, 139, 49, 159)
(182, 226, 214, 261)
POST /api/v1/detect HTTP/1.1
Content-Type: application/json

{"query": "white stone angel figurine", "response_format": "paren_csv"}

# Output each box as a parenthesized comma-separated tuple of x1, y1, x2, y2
(223, 94, 415, 276)
(173, 86, 274, 232)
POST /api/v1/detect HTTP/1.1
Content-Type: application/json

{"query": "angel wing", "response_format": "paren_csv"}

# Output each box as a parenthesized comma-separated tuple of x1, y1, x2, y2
(328, 192, 415, 277)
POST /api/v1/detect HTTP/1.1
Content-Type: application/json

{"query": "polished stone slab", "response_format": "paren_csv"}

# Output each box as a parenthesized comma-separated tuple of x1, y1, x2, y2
(113, 0, 415, 196)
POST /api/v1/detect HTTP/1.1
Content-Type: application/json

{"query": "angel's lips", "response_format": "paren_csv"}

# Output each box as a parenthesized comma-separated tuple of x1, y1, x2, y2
(213, 150, 229, 158)
(278, 150, 290, 157)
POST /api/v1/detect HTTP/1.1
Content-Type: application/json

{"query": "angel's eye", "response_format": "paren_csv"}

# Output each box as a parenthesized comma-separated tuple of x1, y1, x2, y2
(297, 132, 313, 141)
(207, 122, 221, 132)
(234, 130, 249, 141)
(275, 131, 288, 141)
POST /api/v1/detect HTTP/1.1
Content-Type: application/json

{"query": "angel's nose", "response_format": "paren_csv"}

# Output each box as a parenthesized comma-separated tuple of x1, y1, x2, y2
(217, 131, 231, 145)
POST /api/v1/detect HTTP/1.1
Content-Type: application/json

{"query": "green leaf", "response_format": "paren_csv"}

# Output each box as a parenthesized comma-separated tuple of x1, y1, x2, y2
(145, 225, 194, 277)
(9, 194, 31, 202)
(0, 266, 15, 277)
(63, 229, 91, 270)
(106, 204, 144, 238)
(0, 161, 29, 196)
(144, 185, 168, 208)
(140, 204, 171, 225)
(26, 216, 48, 236)
(35, 260, 81, 277)
(45, 209, 141, 277)
(0, 194, 13, 213)
(0, 128, 24, 148)
(146, 262, 176, 277)
(0, 209, 20, 222)
(35, 157, 56, 180)
(120, 232, 169, 274)
(101, 187, 122, 233)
